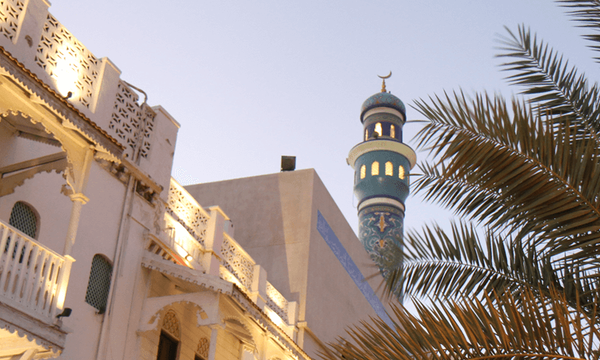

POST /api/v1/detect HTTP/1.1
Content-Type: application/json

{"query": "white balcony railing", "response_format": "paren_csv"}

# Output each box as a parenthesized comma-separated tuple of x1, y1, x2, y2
(167, 179, 210, 248)
(266, 281, 289, 323)
(0, 220, 71, 322)
(220, 233, 255, 292)
(165, 178, 295, 327)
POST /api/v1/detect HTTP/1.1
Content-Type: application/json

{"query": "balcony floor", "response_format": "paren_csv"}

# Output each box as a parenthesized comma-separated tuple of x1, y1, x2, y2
(0, 302, 66, 358)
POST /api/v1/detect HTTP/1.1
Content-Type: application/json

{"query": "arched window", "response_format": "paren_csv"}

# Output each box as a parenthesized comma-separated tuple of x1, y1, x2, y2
(399, 165, 405, 180)
(385, 161, 393, 176)
(374, 123, 382, 137)
(158, 310, 180, 360)
(9, 202, 38, 239)
(360, 164, 366, 179)
(371, 161, 379, 176)
(390, 124, 395, 138)
(85, 255, 113, 313)
(364, 129, 368, 141)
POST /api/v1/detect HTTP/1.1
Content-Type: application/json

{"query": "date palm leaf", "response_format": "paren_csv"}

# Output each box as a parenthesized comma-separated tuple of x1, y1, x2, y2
(497, 24, 600, 137)
(324, 287, 599, 360)
(413, 91, 600, 267)
(559, 0, 600, 64)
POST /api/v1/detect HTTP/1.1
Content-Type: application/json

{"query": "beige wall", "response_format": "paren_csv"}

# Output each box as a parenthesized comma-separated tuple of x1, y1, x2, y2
(185, 169, 391, 357)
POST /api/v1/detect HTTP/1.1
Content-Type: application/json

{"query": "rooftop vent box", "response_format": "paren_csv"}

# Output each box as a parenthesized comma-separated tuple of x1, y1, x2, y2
(281, 156, 296, 171)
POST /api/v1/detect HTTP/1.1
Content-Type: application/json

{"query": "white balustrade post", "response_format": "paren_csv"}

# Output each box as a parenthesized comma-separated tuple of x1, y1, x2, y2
(52, 255, 74, 320)
(203, 206, 228, 276)
(250, 265, 267, 309)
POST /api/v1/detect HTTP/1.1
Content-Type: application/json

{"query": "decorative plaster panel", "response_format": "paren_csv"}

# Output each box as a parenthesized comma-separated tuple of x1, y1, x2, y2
(0, 0, 25, 43)
(35, 14, 101, 109)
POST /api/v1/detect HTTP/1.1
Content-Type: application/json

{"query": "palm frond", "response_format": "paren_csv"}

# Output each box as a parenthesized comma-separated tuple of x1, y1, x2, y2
(559, 0, 600, 63)
(324, 287, 600, 360)
(497, 24, 600, 136)
(385, 221, 552, 300)
(413, 91, 600, 265)
(384, 221, 600, 319)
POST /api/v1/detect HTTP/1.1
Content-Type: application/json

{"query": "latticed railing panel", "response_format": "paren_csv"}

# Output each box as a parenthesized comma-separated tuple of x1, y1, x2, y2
(35, 14, 101, 109)
(0, 0, 25, 42)
(220, 234, 254, 291)
(109, 81, 156, 159)
(166, 179, 209, 247)
(266, 281, 289, 323)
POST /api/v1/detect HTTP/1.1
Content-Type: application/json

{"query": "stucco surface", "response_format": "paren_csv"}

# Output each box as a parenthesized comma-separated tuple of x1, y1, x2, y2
(185, 169, 391, 356)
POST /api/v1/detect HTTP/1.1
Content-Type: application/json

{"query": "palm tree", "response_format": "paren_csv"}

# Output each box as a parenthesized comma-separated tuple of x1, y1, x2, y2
(323, 1, 600, 359)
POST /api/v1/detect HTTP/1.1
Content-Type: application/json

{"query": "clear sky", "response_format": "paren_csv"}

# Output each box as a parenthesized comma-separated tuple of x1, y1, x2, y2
(50, 1, 598, 235)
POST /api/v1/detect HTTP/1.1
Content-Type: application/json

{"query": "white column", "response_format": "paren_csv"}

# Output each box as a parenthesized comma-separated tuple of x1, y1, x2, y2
(63, 193, 89, 255)
(207, 325, 220, 360)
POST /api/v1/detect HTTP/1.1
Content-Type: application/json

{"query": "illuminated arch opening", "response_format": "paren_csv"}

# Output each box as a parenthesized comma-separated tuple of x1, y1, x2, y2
(385, 161, 393, 176)
(390, 124, 395, 138)
(399, 165, 405, 180)
(360, 164, 366, 179)
(371, 161, 379, 176)
(374, 123, 382, 137)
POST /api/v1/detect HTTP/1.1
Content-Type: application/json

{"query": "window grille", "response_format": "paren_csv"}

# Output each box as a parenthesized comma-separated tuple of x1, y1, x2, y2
(162, 310, 181, 339)
(196, 337, 209, 360)
(9, 202, 38, 238)
(85, 255, 113, 313)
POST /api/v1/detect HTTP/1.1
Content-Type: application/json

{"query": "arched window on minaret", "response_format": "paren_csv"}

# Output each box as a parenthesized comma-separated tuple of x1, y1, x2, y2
(365, 129, 368, 141)
(390, 124, 395, 138)
(374, 123, 382, 137)
(385, 161, 393, 176)
(360, 164, 366, 179)
(371, 161, 379, 176)
(399, 165, 405, 180)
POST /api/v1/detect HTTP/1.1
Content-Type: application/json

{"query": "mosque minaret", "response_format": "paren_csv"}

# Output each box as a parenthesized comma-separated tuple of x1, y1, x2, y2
(347, 73, 417, 297)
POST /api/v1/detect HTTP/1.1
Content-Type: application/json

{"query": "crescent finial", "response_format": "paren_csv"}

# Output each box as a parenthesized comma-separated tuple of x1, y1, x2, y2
(377, 71, 392, 92)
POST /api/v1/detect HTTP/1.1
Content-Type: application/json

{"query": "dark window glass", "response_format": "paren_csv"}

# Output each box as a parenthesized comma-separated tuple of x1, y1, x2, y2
(157, 331, 179, 360)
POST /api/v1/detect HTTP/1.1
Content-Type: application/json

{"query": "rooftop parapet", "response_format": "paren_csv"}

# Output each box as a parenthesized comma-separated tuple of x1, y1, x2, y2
(160, 178, 298, 335)
(0, 0, 178, 191)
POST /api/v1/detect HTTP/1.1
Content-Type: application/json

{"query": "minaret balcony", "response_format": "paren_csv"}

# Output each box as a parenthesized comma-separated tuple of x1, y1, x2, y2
(347, 139, 417, 168)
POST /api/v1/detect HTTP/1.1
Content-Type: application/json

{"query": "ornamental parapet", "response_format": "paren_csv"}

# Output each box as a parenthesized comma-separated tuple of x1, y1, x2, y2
(162, 177, 297, 331)
(0, 0, 165, 161)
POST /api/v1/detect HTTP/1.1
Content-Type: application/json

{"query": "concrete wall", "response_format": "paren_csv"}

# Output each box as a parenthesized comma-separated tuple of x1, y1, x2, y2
(185, 169, 391, 357)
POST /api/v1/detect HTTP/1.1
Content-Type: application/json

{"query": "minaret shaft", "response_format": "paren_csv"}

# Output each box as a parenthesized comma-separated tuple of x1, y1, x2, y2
(348, 83, 416, 298)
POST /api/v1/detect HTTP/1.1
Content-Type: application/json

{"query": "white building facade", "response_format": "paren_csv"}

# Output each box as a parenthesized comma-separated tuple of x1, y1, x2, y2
(0, 1, 390, 359)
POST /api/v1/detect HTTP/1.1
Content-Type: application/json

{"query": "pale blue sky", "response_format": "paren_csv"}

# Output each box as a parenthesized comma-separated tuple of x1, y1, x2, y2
(51, 1, 598, 235)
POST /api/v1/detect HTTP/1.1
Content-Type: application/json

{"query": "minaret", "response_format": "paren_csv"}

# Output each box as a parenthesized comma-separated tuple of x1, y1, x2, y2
(347, 73, 416, 295)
